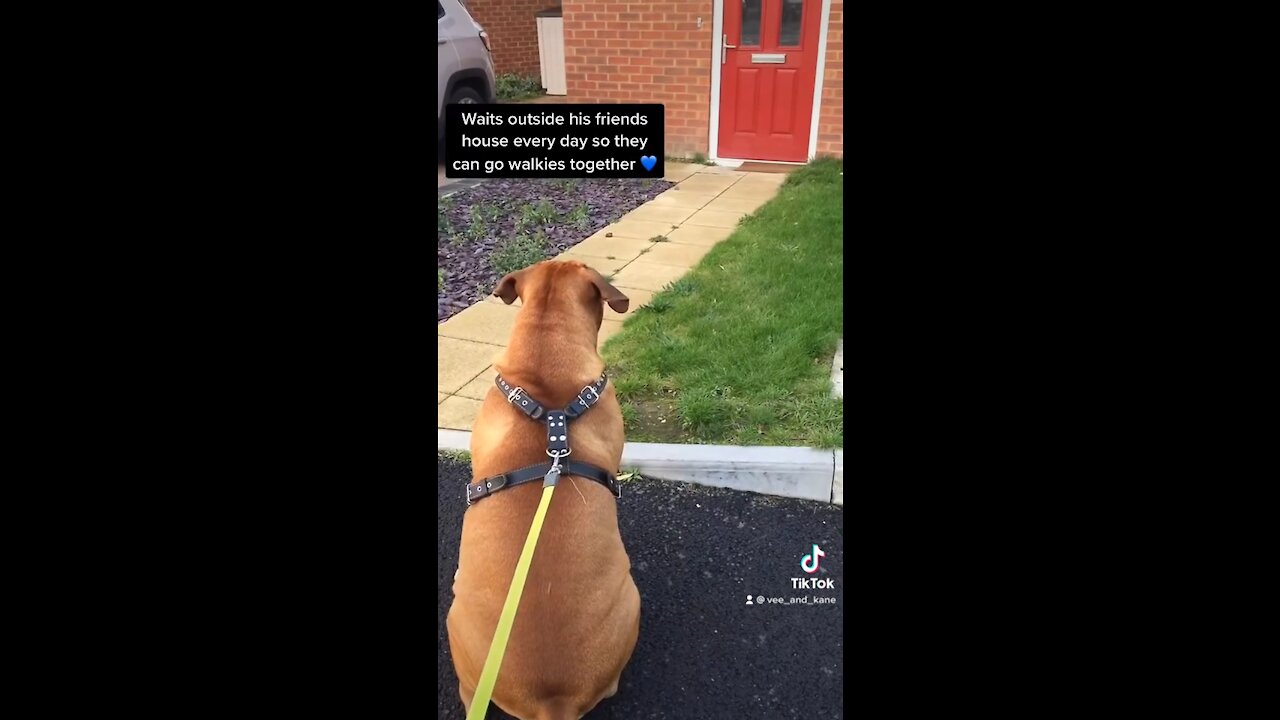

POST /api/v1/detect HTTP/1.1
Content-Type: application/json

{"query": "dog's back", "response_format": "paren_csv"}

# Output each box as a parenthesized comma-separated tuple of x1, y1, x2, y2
(447, 261, 641, 719)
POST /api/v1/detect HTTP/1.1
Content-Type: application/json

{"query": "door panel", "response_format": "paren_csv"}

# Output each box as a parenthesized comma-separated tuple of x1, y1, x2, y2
(718, 0, 822, 162)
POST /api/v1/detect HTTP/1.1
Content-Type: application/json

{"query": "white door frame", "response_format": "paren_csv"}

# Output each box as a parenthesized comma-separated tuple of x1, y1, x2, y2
(708, 0, 833, 165)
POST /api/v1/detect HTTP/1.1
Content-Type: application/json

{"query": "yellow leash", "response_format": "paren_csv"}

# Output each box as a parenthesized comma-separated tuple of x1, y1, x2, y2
(466, 468, 560, 720)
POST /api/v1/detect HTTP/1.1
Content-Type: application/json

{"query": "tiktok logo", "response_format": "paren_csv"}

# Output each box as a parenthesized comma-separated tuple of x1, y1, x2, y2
(800, 544, 826, 574)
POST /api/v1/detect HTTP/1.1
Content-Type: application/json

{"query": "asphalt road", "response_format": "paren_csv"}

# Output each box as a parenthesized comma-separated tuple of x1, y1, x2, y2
(437, 456, 844, 719)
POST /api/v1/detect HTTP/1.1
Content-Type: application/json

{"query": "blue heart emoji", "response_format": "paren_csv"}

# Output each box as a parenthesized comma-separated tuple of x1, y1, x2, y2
(640, 155, 657, 171)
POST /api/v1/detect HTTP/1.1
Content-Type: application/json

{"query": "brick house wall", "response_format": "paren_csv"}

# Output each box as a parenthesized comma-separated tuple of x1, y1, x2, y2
(463, 0, 546, 78)
(561, 1, 714, 158)
(815, 1, 843, 157)
(560, 1, 842, 160)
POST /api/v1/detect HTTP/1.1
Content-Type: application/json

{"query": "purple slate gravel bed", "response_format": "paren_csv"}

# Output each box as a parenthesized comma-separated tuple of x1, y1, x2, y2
(437, 177, 673, 323)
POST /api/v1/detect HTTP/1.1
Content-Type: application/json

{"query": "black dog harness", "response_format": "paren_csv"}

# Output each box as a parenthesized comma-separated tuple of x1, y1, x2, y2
(465, 373, 621, 506)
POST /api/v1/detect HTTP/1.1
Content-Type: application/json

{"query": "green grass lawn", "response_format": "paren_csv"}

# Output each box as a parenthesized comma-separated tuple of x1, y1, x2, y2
(602, 158, 844, 448)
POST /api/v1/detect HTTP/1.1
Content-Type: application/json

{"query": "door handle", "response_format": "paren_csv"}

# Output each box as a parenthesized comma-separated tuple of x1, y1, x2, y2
(722, 34, 736, 64)
(438, 39, 447, 45)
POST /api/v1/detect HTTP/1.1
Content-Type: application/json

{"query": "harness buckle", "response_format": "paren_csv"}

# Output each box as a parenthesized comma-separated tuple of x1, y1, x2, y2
(577, 384, 600, 407)
(507, 386, 526, 404)
(466, 474, 508, 506)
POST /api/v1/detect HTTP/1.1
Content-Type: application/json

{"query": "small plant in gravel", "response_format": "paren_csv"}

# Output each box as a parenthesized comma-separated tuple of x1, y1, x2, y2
(438, 268, 445, 293)
(495, 73, 542, 101)
(554, 179, 580, 193)
(531, 199, 557, 225)
(438, 208, 453, 235)
(514, 202, 537, 234)
(513, 200, 558, 233)
(477, 201, 502, 223)
(491, 233, 548, 275)
(466, 214, 488, 241)
(439, 449, 472, 463)
(566, 203, 591, 231)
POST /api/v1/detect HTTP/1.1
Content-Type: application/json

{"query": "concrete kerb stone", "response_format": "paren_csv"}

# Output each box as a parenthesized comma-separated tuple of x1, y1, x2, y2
(439, 429, 471, 452)
(832, 449, 844, 506)
(831, 339, 844, 399)
(436, 429, 844, 505)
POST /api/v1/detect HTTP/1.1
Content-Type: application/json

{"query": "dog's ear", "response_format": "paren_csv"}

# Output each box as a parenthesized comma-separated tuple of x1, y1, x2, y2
(585, 267, 630, 314)
(493, 269, 526, 304)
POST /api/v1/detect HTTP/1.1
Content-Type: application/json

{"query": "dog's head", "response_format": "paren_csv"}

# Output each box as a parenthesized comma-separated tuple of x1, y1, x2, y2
(493, 261, 630, 320)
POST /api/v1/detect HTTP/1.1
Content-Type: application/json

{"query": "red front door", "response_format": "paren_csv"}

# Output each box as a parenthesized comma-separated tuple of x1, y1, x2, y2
(718, 0, 823, 162)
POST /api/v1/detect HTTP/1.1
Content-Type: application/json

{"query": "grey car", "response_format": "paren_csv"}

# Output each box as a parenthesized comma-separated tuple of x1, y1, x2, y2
(438, 0, 497, 140)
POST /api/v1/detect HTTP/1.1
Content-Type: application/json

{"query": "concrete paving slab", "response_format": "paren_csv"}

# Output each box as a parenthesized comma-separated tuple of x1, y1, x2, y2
(640, 241, 714, 268)
(584, 220, 676, 242)
(574, 233, 659, 258)
(437, 302, 520, 345)
(608, 286, 656, 318)
(683, 209, 747, 229)
(661, 162, 702, 182)
(718, 183, 780, 201)
(674, 174, 741, 195)
(454, 365, 498, 401)
(703, 195, 770, 215)
(619, 204, 700, 225)
(555, 251, 633, 275)
(689, 166, 748, 177)
(611, 261, 690, 293)
(438, 393, 449, 405)
(439, 337, 500, 394)
(734, 172, 788, 185)
(437, 395, 483, 431)
(598, 318, 625, 349)
(646, 189, 720, 210)
(664, 225, 736, 247)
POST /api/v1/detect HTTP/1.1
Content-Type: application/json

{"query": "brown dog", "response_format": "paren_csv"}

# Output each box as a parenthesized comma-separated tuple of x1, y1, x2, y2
(447, 260, 642, 720)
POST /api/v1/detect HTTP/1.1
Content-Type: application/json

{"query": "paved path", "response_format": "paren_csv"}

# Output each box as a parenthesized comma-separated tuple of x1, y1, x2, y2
(437, 456, 844, 719)
(438, 163, 790, 433)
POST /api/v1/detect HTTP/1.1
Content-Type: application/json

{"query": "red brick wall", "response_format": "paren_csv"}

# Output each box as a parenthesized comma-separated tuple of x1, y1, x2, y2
(463, 0, 546, 78)
(561, 1, 714, 158)
(560, 1, 842, 161)
(816, 1, 843, 158)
